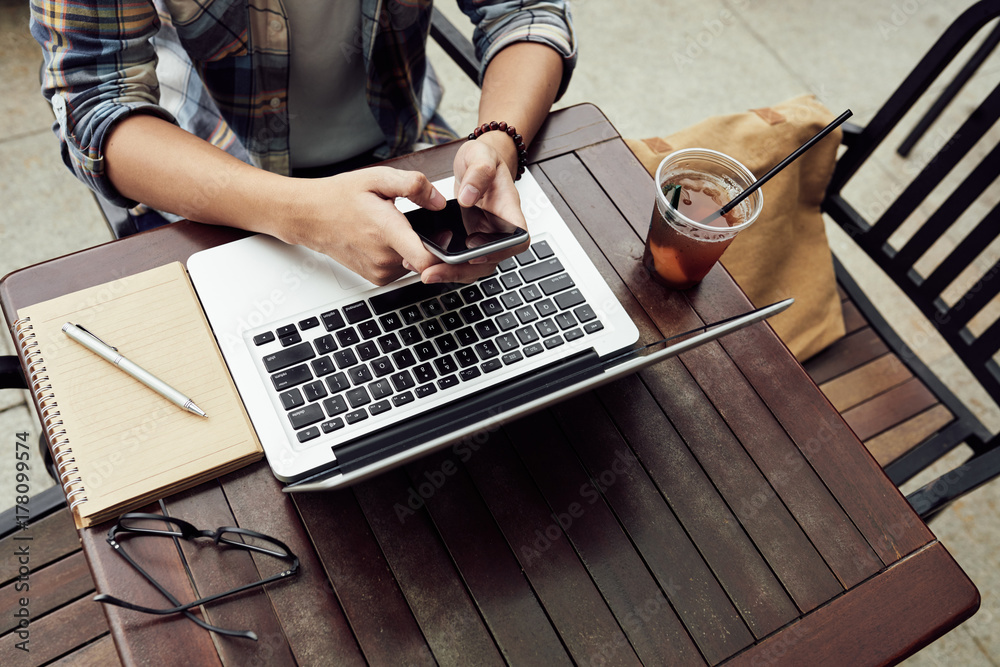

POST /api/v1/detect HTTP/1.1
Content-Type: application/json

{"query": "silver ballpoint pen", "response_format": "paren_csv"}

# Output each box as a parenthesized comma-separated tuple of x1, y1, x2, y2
(62, 322, 208, 417)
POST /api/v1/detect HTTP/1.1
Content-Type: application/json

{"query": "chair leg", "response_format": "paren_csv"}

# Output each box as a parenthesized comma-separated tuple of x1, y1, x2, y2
(907, 438, 1000, 520)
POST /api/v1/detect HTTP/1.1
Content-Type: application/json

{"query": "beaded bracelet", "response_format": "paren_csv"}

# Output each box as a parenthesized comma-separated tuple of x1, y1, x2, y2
(468, 121, 527, 180)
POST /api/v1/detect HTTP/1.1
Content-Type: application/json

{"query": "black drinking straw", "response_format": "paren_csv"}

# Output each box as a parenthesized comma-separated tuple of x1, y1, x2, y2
(700, 109, 853, 224)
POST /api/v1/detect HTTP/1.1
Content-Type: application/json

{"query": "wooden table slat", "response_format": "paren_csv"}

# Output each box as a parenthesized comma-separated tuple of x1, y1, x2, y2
(293, 488, 435, 665)
(686, 274, 935, 563)
(504, 412, 705, 665)
(462, 429, 645, 666)
(353, 468, 507, 667)
(551, 392, 755, 664)
(163, 483, 297, 666)
(220, 464, 366, 666)
(406, 449, 575, 666)
(0, 549, 93, 635)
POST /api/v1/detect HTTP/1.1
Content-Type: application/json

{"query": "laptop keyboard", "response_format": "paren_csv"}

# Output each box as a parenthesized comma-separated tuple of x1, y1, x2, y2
(248, 239, 608, 448)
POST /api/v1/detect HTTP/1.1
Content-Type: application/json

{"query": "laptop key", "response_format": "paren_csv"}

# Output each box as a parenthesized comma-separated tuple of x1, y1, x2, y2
(523, 343, 545, 357)
(498, 257, 518, 272)
(474, 320, 499, 339)
(520, 258, 564, 283)
(501, 351, 524, 365)
(253, 331, 275, 346)
(401, 305, 423, 324)
(413, 363, 436, 383)
(323, 395, 348, 416)
(536, 318, 559, 337)
(299, 316, 320, 330)
(297, 427, 321, 443)
(565, 328, 584, 342)
(336, 327, 360, 347)
(459, 367, 482, 382)
(584, 320, 605, 334)
(348, 366, 373, 385)
(343, 301, 373, 324)
(288, 404, 324, 429)
(345, 409, 368, 425)
(392, 391, 415, 407)
(474, 340, 500, 360)
(303, 381, 328, 401)
(379, 312, 403, 331)
(420, 318, 444, 338)
(263, 342, 315, 372)
(456, 327, 478, 347)
(369, 400, 392, 416)
(391, 348, 417, 369)
(357, 341, 379, 361)
(438, 374, 460, 390)
(390, 370, 415, 391)
(535, 299, 557, 318)
(434, 354, 458, 375)
(460, 285, 484, 302)
(440, 292, 463, 310)
(415, 383, 437, 398)
(532, 240, 555, 259)
(420, 298, 444, 317)
(555, 312, 577, 330)
(435, 334, 458, 354)
(515, 326, 539, 345)
(399, 325, 422, 345)
(371, 356, 394, 377)
(496, 313, 518, 331)
(280, 388, 304, 410)
(271, 364, 312, 391)
(460, 304, 484, 323)
(441, 312, 463, 330)
(321, 309, 346, 331)
(573, 304, 597, 322)
(500, 273, 522, 290)
(544, 336, 565, 349)
(346, 387, 371, 408)
(455, 348, 478, 368)
(314, 334, 337, 354)
(496, 333, 518, 352)
(377, 333, 401, 353)
(520, 285, 543, 302)
(501, 292, 523, 309)
(276, 324, 297, 338)
(538, 273, 575, 296)
(481, 298, 503, 316)
(555, 289, 586, 310)
(481, 278, 504, 296)
(414, 342, 437, 361)
(515, 306, 538, 324)
(334, 349, 358, 369)
(322, 418, 345, 433)
(515, 248, 536, 265)
(326, 372, 350, 393)
(358, 320, 381, 340)
(481, 359, 503, 373)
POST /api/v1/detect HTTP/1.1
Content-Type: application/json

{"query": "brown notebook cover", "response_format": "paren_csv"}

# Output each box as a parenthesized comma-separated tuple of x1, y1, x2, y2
(12, 262, 262, 527)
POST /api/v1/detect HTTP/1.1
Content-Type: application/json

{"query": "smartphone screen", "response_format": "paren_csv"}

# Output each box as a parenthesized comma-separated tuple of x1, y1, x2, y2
(405, 200, 529, 264)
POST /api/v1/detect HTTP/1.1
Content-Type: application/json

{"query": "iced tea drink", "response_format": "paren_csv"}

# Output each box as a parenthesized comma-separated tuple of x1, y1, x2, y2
(642, 149, 762, 289)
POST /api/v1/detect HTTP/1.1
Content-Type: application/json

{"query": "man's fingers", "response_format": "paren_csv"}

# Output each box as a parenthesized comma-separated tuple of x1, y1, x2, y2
(369, 167, 446, 210)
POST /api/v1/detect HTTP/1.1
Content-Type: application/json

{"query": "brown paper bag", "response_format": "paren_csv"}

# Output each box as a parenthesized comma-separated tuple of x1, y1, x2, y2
(625, 94, 845, 360)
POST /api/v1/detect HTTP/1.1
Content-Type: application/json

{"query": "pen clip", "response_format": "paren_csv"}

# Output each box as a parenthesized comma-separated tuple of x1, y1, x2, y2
(73, 324, 118, 352)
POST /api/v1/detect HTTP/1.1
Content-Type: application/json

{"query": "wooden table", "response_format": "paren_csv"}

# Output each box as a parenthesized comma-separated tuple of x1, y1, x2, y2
(2, 104, 979, 666)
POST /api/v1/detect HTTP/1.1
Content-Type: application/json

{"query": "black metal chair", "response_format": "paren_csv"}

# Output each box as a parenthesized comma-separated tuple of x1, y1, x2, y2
(819, 0, 1000, 519)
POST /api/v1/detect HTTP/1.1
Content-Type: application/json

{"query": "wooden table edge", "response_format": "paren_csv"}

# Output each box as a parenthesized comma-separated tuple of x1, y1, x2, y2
(720, 540, 979, 666)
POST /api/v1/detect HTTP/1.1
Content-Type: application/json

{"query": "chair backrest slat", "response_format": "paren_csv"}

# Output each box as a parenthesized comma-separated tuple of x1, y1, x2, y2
(869, 84, 1000, 248)
(921, 200, 1000, 300)
(892, 136, 1000, 275)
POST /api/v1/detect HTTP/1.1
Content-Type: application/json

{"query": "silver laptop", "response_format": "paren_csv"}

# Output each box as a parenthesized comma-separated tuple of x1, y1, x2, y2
(187, 170, 790, 492)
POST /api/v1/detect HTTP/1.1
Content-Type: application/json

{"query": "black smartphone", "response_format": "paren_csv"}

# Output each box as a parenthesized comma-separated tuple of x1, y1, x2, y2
(405, 199, 529, 264)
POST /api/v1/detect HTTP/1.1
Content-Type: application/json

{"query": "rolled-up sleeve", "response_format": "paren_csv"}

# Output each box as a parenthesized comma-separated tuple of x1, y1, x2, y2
(458, 0, 577, 100)
(29, 0, 177, 207)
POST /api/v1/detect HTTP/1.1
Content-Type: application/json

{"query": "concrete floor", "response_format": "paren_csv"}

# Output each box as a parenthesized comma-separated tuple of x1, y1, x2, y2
(2, 0, 999, 663)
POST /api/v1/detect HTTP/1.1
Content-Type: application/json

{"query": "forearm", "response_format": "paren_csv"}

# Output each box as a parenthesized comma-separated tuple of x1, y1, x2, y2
(104, 114, 301, 239)
(475, 42, 564, 176)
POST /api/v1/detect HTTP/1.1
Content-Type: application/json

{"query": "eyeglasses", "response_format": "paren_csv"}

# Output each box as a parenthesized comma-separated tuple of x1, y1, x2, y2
(95, 512, 300, 640)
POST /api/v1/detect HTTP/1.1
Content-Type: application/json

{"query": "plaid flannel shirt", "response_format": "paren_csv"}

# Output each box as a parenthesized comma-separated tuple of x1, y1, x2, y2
(29, 0, 576, 208)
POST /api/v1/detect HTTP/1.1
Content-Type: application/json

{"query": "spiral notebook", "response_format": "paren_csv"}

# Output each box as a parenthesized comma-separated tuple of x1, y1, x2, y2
(12, 262, 262, 528)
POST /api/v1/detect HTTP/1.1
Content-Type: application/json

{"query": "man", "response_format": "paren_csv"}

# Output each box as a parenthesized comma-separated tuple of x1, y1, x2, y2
(30, 0, 575, 285)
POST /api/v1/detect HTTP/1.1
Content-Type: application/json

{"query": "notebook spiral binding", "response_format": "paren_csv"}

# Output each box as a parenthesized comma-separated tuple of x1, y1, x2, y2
(13, 317, 88, 511)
